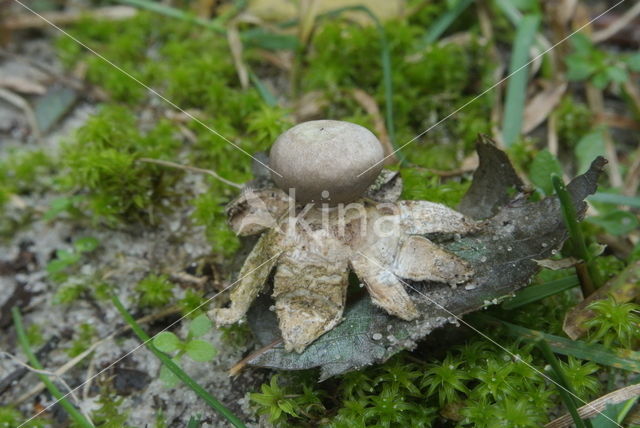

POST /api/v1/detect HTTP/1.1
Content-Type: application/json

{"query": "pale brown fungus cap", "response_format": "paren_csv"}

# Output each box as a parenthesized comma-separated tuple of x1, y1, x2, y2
(269, 120, 385, 204)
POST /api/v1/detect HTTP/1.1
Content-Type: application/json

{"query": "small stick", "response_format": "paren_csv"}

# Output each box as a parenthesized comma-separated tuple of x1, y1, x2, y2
(137, 157, 243, 189)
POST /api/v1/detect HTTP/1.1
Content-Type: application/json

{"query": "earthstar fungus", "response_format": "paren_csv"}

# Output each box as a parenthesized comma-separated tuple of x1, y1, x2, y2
(212, 120, 478, 352)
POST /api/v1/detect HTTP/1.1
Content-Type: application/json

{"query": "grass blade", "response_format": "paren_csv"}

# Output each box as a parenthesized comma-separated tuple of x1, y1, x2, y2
(501, 14, 540, 146)
(537, 339, 591, 428)
(474, 315, 640, 372)
(12, 307, 94, 428)
(110, 294, 247, 428)
(249, 72, 277, 107)
(419, 0, 474, 46)
(187, 416, 201, 428)
(552, 174, 604, 293)
(502, 275, 580, 310)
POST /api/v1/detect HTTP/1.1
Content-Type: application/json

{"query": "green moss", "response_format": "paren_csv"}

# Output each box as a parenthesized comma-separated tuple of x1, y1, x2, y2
(66, 323, 96, 358)
(26, 324, 44, 347)
(83, 386, 132, 428)
(136, 274, 175, 308)
(400, 169, 470, 207)
(179, 289, 208, 319)
(219, 323, 253, 348)
(0, 149, 55, 210)
(585, 296, 640, 349)
(305, 20, 493, 160)
(555, 96, 593, 147)
(60, 105, 182, 225)
(0, 406, 47, 428)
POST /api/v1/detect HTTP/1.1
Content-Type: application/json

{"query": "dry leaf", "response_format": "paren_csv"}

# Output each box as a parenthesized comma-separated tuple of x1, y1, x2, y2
(522, 81, 567, 134)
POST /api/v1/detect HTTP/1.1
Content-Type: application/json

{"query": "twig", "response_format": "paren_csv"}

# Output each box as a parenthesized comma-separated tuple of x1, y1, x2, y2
(12, 338, 107, 406)
(1, 352, 95, 425)
(592, 2, 640, 43)
(137, 157, 243, 189)
(546, 383, 640, 427)
(229, 338, 283, 376)
(5, 6, 137, 30)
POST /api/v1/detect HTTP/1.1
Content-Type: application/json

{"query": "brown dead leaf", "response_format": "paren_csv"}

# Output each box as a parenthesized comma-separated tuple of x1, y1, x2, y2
(563, 260, 640, 340)
(522, 81, 567, 134)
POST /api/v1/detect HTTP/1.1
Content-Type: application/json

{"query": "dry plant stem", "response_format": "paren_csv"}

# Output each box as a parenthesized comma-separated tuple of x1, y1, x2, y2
(585, 84, 622, 188)
(624, 152, 640, 197)
(546, 383, 640, 428)
(574, 262, 596, 297)
(350, 88, 397, 164)
(12, 338, 106, 406)
(298, 0, 320, 46)
(229, 339, 284, 376)
(548, 112, 559, 156)
(137, 157, 242, 188)
(227, 20, 249, 89)
(545, 0, 578, 72)
(6, 6, 137, 30)
(477, 3, 504, 144)
(623, 80, 640, 116)
(592, 2, 640, 43)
